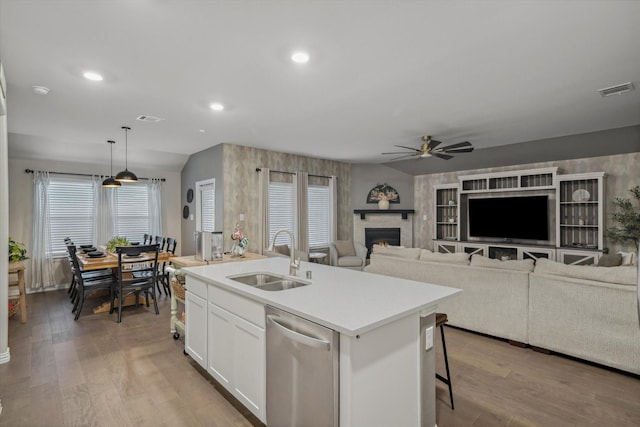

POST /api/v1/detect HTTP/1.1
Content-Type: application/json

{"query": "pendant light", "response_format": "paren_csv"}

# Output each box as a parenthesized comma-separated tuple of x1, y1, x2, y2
(102, 140, 122, 187)
(115, 126, 138, 182)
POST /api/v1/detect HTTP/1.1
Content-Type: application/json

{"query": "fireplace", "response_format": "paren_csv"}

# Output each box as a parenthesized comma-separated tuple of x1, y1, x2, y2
(365, 228, 401, 258)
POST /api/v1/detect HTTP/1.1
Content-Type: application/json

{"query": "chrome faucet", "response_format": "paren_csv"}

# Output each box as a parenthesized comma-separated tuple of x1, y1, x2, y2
(268, 229, 300, 276)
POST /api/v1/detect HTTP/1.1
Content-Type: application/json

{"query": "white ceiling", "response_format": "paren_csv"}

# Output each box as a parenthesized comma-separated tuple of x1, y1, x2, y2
(1, 0, 639, 174)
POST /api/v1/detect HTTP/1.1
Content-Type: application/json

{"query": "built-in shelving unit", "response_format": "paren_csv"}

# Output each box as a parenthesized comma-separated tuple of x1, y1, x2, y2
(433, 167, 606, 264)
(459, 167, 557, 194)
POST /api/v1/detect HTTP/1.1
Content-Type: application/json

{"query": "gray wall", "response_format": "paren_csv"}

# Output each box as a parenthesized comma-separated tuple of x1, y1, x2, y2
(414, 151, 640, 255)
(180, 143, 224, 255)
(351, 163, 414, 210)
(181, 143, 353, 255)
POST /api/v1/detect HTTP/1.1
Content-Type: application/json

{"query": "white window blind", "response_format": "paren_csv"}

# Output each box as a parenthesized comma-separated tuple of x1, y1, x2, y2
(114, 184, 150, 242)
(307, 185, 330, 248)
(48, 177, 95, 256)
(269, 181, 296, 246)
(196, 179, 215, 232)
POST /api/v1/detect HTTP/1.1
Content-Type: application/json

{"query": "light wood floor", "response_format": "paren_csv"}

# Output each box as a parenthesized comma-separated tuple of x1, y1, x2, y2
(1, 290, 639, 427)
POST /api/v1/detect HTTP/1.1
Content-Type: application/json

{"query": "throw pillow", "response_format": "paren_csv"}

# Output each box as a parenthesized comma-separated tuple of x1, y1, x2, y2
(597, 253, 622, 267)
(470, 254, 535, 272)
(617, 251, 636, 266)
(334, 240, 356, 257)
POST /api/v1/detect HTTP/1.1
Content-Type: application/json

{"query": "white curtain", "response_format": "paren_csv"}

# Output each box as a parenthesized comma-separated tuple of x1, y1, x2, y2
(296, 172, 309, 253)
(258, 167, 270, 254)
(92, 175, 114, 246)
(147, 178, 163, 237)
(31, 171, 55, 291)
(329, 175, 338, 242)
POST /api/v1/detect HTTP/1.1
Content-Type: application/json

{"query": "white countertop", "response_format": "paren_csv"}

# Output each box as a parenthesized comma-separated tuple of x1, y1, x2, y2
(182, 257, 461, 336)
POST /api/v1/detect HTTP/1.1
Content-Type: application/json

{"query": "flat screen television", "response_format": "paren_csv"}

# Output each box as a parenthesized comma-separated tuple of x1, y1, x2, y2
(468, 195, 549, 241)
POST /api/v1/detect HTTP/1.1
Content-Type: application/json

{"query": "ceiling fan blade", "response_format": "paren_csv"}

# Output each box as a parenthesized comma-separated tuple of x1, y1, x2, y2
(394, 144, 422, 152)
(439, 141, 473, 152)
(427, 139, 443, 150)
(382, 151, 415, 155)
(431, 152, 454, 160)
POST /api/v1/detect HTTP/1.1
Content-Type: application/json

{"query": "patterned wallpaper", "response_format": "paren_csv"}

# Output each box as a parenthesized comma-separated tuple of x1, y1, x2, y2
(221, 144, 352, 253)
(413, 152, 640, 254)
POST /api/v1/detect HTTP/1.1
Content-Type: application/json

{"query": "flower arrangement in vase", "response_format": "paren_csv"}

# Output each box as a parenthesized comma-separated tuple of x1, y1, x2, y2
(231, 224, 248, 257)
(367, 183, 400, 210)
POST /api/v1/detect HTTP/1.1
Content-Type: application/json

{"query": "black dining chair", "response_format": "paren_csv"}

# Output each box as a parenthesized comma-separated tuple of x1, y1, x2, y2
(110, 244, 160, 323)
(66, 242, 112, 305)
(68, 245, 115, 320)
(158, 237, 177, 296)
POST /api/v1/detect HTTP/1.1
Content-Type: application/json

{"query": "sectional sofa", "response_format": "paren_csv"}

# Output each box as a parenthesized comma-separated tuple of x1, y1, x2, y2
(364, 246, 640, 375)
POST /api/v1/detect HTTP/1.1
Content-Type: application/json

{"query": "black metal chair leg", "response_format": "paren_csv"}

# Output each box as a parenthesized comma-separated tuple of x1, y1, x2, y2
(437, 323, 454, 410)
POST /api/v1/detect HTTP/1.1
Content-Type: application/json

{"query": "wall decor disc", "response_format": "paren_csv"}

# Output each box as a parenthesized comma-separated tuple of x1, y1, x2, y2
(183, 205, 190, 219)
(187, 188, 194, 203)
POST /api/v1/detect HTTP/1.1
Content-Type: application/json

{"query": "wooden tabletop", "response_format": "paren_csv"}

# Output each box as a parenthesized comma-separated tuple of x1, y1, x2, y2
(77, 248, 173, 271)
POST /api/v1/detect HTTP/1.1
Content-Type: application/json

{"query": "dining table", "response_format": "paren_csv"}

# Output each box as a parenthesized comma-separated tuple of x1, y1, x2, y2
(75, 246, 174, 314)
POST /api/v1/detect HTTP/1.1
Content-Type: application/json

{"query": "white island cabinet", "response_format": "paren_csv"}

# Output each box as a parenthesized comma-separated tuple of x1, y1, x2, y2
(183, 257, 460, 427)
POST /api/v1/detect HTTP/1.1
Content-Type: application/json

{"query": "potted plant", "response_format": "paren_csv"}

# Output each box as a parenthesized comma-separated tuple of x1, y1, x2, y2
(8, 237, 29, 263)
(106, 236, 130, 253)
(606, 185, 640, 248)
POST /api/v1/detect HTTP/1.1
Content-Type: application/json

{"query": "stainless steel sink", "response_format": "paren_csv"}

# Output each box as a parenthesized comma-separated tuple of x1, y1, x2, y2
(227, 272, 310, 291)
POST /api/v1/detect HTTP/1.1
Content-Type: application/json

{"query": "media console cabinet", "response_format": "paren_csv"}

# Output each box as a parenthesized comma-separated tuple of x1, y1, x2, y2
(433, 167, 605, 265)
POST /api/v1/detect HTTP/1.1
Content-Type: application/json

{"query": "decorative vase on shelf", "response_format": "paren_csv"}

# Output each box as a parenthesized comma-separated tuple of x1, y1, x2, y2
(378, 199, 390, 210)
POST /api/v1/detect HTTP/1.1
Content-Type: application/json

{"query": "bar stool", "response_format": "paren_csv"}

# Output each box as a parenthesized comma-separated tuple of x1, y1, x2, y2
(436, 312, 454, 409)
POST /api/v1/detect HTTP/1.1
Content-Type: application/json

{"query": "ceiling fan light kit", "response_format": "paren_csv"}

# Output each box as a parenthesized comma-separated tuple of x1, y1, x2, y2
(382, 135, 474, 162)
(115, 126, 139, 182)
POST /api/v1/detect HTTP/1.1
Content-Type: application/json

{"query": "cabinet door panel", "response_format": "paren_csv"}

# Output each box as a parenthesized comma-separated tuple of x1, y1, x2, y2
(185, 292, 207, 369)
(233, 317, 265, 418)
(208, 303, 233, 387)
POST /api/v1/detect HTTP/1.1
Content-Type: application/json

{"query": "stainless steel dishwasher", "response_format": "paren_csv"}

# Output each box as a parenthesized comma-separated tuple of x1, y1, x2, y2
(266, 305, 339, 427)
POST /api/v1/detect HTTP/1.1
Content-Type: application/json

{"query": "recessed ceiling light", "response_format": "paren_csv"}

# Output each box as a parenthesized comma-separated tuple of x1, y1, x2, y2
(32, 85, 50, 95)
(199, 129, 206, 133)
(83, 71, 103, 81)
(291, 51, 310, 64)
(209, 102, 225, 111)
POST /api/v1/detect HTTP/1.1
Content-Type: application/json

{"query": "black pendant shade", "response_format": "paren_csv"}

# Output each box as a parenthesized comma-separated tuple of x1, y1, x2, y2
(115, 126, 138, 182)
(102, 140, 122, 187)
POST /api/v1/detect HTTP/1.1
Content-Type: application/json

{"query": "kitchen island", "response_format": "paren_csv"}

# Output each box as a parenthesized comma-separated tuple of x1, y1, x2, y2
(182, 256, 460, 427)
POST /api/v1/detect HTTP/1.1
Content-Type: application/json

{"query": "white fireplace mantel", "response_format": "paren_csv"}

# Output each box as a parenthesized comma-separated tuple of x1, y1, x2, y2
(353, 210, 414, 248)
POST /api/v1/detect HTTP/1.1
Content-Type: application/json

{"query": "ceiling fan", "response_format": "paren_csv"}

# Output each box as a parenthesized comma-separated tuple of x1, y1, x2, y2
(382, 136, 474, 161)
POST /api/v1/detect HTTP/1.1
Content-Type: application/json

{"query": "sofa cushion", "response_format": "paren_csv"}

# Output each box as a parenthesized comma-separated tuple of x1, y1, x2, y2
(419, 251, 470, 265)
(534, 258, 637, 286)
(470, 254, 535, 272)
(334, 240, 356, 257)
(372, 245, 421, 259)
(338, 255, 364, 267)
(597, 253, 622, 267)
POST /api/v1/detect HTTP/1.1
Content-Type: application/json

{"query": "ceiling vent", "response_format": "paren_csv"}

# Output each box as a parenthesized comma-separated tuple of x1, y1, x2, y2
(597, 82, 634, 97)
(136, 115, 165, 123)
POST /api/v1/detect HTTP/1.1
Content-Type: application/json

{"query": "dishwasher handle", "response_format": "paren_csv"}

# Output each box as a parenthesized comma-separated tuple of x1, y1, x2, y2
(267, 314, 331, 351)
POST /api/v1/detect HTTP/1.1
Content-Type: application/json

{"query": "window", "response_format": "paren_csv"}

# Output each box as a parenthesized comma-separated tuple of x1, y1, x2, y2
(48, 177, 95, 257)
(308, 184, 331, 248)
(269, 181, 296, 246)
(113, 184, 149, 241)
(196, 178, 215, 232)
(45, 176, 156, 257)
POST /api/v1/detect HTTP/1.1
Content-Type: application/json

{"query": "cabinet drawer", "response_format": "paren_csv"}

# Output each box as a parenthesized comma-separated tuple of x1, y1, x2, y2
(186, 276, 207, 299)
(209, 285, 265, 328)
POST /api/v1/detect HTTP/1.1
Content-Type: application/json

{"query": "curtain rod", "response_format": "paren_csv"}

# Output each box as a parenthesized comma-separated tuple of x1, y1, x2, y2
(25, 169, 165, 182)
(254, 168, 333, 179)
